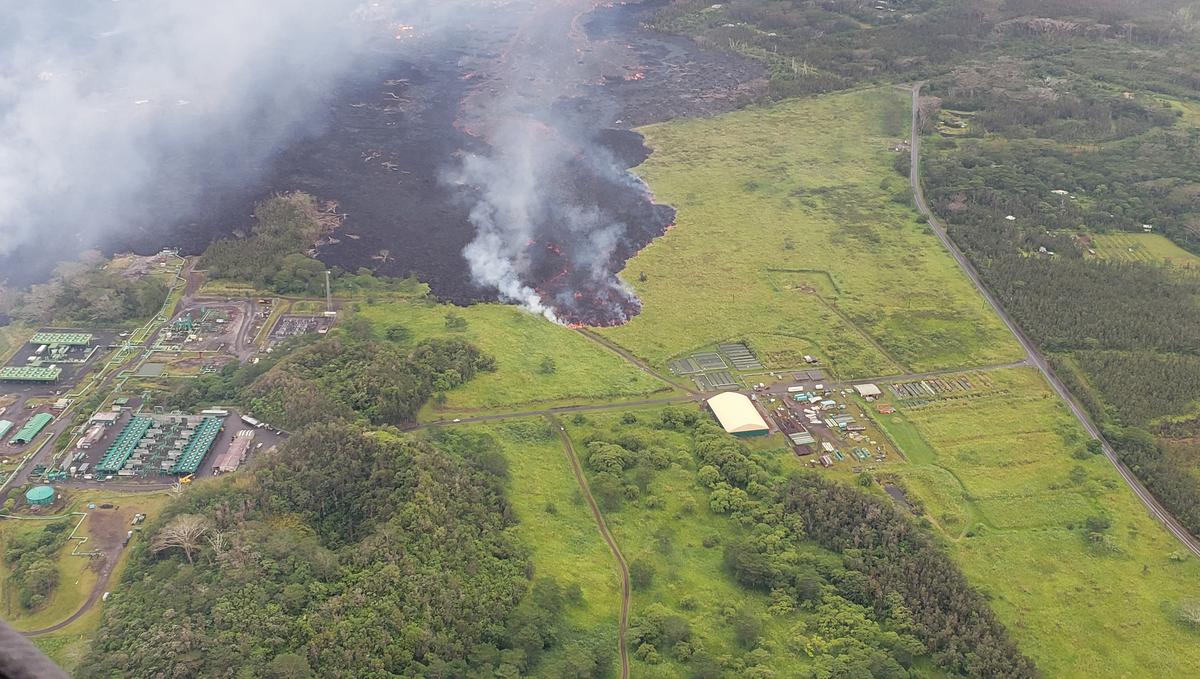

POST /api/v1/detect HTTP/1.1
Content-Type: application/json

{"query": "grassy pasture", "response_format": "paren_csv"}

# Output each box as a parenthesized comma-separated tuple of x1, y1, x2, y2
(562, 409, 823, 677)
(1089, 232, 1200, 270)
(445, 420, 620, 675)
(355, 300, 672, 415)
(599, 88, 1022, 378)
(877, 367, 1200, 677)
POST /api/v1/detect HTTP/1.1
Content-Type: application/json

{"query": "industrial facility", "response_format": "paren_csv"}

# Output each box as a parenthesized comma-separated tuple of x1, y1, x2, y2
(24, 485, 55, 507)
(93, 413, 227, 477)
(706, 392, 769, 436)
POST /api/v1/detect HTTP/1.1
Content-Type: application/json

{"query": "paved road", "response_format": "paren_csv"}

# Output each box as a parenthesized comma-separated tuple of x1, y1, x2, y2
(548, 415, 630, 679)
(908, 84, 1200, 557)
(23, 546, 122, 637)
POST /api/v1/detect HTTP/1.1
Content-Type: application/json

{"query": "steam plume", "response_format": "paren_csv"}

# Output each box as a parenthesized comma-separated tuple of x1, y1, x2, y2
(447, 0, 666, 325)
(0, 0, 492, 278)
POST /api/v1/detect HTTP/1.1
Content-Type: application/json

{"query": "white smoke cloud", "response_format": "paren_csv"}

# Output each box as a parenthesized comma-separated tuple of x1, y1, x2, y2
(0, 0, 517, 270)
(447, 1, 661, 324)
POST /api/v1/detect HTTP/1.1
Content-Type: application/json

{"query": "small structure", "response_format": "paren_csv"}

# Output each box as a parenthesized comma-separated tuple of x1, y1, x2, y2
(706, 392, 769, 437)
(0, 420, 12, 440)
(77, 424, 105, 449)
(89, 411, 121, 426)
(876, 404, 896, 414)
(25, 485, 55, 507)
(854, 384, 883, 401)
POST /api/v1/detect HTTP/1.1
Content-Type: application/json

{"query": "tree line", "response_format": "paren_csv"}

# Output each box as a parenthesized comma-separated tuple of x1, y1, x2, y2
(4, 521, 70, 612)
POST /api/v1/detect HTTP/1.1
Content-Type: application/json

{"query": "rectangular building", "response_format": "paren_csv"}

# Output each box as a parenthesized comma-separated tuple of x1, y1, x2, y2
(28, 332, 92, 346)
(0, 366, 62, 382)
(10, 413, 53, 444)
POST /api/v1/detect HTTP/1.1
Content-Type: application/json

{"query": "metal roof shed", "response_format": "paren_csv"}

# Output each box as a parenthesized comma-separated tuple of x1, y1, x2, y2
(706, 392, 770, 437)
(854, 384, 883, 399)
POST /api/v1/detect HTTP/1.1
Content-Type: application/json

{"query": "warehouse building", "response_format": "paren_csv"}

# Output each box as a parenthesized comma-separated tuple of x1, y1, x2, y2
(0, 366, 62, 383)
(706, 392, 770, 437)
(854, 383, 883, 400)
(214, 429, 255, 474)
(10, 413, 53, 445)
(0, 420, 12, 440)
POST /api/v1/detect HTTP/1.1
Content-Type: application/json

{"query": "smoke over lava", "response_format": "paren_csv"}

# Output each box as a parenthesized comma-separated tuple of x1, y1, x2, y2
(445, 0, 674, 326)
(0, 0, 711, 326)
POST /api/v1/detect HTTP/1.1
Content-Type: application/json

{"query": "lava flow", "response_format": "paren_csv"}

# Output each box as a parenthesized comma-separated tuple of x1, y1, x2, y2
(448, 0, 676, 326)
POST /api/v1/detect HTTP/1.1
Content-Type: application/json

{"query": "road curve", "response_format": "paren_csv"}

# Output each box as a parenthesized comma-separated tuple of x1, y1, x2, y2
(548, 415, 631, 679)
(24, 544, 125, 637)
(907, 83, 1200, 557)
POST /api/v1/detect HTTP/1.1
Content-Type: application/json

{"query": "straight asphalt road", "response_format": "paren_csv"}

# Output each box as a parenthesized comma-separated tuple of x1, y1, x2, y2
(907, 83, 1200, 557)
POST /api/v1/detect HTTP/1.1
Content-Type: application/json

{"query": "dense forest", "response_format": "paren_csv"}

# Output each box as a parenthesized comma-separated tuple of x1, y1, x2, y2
(578, 409, 1035, 677)
(199, 192, 337, 295)
(653, 0, 1200, 98)
(4, 521, 70, 612)
(81, 422, 605, 678)
(85, 326, 612, 677)
(168, 318, 494, 430)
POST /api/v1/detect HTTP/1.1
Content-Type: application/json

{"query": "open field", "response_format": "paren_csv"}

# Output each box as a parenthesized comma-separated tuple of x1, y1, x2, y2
(562, 408, 839, 677)
(599, 87, 1022, 378)
(356, 301, 672, 415)
(0, 323, 32, 366)
(0, 490, 171, 637)
(437, 421, 620, 675)
(0, 517, 95, 633)
(875, 367, 1200, 676)
(1089, 232, 1200, 270)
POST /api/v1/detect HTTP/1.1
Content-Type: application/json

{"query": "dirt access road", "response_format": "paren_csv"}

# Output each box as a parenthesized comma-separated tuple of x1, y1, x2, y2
(23, 507, 135, 636)
(907, 83, 1200, 557)
(548, 415, 630, 679)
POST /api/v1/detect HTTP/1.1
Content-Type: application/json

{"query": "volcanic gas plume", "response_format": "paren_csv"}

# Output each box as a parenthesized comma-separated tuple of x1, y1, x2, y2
(1, 0, 686, 326)
(445, 0, 673, 325)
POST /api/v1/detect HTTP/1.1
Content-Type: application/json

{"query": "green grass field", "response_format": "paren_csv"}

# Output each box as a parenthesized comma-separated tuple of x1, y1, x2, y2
(356, 300, 673, 415)
(875, 367, 1200, 676)
(1089, 232, 1200, 269)
(442, 421, 620, 675)
(468, 410, 860, 677)
(0, 517, 95, 633)
(561, 409, 848, 677)
(598, 88, 1022, 378)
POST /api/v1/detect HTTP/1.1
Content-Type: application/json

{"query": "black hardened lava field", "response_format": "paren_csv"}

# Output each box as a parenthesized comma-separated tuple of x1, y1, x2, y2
(93, 0, 763, 325)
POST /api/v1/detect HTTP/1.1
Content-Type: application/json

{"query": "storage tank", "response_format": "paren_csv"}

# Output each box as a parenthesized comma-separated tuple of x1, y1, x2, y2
(25, 485, 55, 506)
